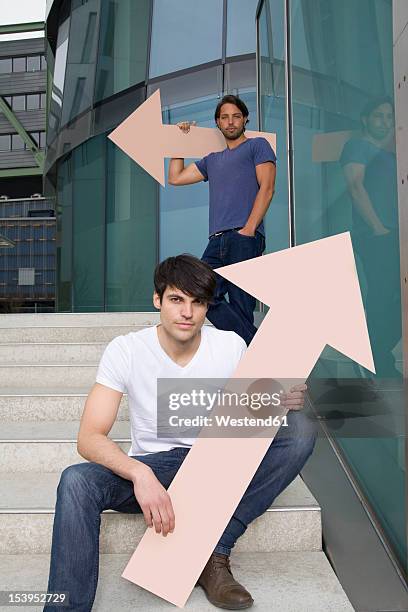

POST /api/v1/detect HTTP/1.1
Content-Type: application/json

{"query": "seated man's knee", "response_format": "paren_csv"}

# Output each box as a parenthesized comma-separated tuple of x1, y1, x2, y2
(57, 463, 96, 499)
(280, 410, 317, 457)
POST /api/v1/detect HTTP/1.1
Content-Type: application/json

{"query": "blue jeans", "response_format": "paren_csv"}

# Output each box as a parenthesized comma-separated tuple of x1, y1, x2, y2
(44, 410, 316, 611)
(201, 229, 266, 345)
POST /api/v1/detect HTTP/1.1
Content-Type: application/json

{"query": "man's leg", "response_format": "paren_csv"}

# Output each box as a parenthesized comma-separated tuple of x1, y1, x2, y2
(223, 230, 265, 345)
(202, 234, 260, 344)
(215, 410, 318, 555)
(43, 449, 189, 612)
(197, 410, 317, 609)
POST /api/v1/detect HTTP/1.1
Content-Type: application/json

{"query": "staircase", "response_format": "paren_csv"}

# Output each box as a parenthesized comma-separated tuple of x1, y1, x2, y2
(0, 313, 354, 611)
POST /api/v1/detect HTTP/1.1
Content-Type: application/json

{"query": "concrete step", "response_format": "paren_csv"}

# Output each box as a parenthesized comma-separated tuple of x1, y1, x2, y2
(0, 324, 146, 344)
(0, 342, 108, 365)
(0, 364, 98, 389)
(0, 551, 355, 611)
(0, 472, 321, 554)
(0, 421, 131, 472)
(0, 390, 129, 422)
(0, 312, 160, 328)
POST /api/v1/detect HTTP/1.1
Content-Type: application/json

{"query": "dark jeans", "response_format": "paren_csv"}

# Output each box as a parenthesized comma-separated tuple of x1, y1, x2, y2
(201, 229, 265, 345)
(44, 410, 316, 611)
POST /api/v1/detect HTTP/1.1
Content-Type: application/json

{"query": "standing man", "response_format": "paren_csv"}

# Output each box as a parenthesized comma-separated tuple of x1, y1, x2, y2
(168, 95, 276, 345)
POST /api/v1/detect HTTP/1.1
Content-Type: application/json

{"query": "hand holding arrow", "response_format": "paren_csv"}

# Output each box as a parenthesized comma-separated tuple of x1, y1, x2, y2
(108, 89, 276, 186)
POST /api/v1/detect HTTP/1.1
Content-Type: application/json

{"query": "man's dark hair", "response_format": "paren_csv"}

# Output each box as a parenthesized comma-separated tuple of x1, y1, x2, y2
(154, 254, 216, 304)
(214, 95, 249, 128)
(360, 95, 394, 126)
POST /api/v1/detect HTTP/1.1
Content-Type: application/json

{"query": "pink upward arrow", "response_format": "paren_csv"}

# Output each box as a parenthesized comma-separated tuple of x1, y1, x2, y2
(121, 232, 374, 607)
(108, 89, 276, 186)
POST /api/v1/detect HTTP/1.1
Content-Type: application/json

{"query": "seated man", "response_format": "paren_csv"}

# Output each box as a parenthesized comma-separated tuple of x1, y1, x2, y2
(44, 254, 316, 611)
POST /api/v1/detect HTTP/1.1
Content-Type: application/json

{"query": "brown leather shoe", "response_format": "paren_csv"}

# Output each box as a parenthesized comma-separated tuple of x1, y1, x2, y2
(197, 552, 254, 610)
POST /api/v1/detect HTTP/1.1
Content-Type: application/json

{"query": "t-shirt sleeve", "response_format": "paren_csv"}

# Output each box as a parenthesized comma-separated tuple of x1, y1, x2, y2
(95, 336, 130, 393)
(339, 139, 369, 167)
(195, 155, 209, 182)
(252, 137, 277, 166)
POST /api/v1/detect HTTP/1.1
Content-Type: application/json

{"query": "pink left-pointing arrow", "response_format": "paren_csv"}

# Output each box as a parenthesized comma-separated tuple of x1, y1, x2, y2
(108, 89, 276, 186)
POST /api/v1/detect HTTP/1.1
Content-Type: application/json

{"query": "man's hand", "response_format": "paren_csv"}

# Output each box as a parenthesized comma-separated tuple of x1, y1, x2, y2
(281, 383, 308, 411)
(132, 463, 175, 536)
(177, 120, 197, 134)
(238, 227, 256, 237)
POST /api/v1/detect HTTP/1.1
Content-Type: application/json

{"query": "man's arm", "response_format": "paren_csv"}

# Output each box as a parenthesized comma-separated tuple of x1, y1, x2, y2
(343, 162, 389, 235)
(239, 161, 276, 236)
(168, 158, 205, 185)
(168, 121, 206, 186)
(77, 383, 175, 536)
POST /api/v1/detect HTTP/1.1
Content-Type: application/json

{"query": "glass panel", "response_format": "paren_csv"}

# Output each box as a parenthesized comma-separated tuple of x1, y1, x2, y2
(12, 57, 26, 72)
(149, 0, 223, 78)
(61, 0, 99, 125)
(40, 132, 46, 149)
(27, 94, 40, 110)
(40, 93, 47, 108)
(56, 153, 73, 311)
(27, 56, 41, 71)
(4, 96, 11, 105)
(226, 0, 258, 57)
(72, 135, 105, 311)
(48, 0, 71, 144)
(0, 58, 12, 73)
(12, 95, 26, 111)
(288, 0, 405, 567)
(105, 138, 158, 311)
(258, 0, 289, 254)
(41, 55, 47, 70)
(11, 134, 25, 151)
(95, 0, 150, 102)
(0, 135, 11, 151)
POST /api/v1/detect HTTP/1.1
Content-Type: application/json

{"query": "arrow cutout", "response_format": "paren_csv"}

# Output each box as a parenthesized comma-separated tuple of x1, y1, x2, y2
(121, 232, 374, 607)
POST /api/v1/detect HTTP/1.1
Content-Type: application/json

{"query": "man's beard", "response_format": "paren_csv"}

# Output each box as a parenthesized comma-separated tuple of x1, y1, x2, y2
(220, 125, 245, 140)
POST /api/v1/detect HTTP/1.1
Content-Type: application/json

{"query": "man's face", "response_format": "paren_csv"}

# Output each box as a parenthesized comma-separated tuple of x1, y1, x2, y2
(153, 286, 208, 343)
(364, 103, 394, 142)
(216, 103, 247, 141)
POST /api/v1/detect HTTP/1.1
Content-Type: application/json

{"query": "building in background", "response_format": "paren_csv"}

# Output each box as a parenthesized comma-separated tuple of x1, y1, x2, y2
(0, 25, 55, 312)
(0, 36, 47, 197)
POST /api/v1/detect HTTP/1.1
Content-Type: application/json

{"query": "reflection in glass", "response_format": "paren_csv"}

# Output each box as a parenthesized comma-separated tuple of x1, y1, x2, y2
(72, 136, 105, 311)
(95, 0, 150, 102)
(226, 0, 258, 57)
(259, 0, 406, 569)
(105, 139, 157, 311)
(48, 1, 70, 144)
(61, 0, 98, 126)
(149, 0, 223, 78)
(258, 0, 289, 254)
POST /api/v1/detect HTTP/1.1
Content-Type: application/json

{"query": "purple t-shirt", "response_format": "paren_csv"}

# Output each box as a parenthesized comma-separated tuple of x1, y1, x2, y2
(195, 137, 276, 237)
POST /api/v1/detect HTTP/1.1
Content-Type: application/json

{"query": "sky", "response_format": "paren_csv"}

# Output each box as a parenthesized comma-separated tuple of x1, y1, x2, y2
(0, 0, 46, 40)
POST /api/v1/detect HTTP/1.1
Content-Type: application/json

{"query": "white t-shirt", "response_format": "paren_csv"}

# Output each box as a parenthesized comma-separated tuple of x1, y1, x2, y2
(96, 325, 247, 455)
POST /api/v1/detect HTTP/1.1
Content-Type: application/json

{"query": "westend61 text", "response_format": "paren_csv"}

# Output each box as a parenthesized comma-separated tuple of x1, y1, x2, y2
(168, 414, 288, 428)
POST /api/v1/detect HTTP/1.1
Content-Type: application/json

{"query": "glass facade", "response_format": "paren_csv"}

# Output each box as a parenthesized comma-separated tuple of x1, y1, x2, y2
(47, 0, 258, 312)
(258, 0, 405, 570)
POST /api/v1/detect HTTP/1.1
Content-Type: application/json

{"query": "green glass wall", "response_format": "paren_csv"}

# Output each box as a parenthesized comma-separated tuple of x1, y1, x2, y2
(258, 0, 405, 570)
(56, 134, 158, 312)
